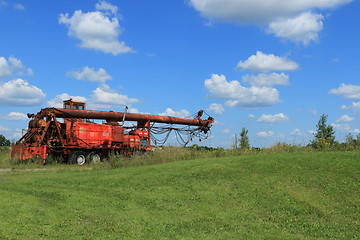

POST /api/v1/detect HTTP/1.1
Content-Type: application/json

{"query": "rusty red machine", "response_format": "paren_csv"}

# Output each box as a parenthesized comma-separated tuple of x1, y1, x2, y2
(11, 99, 214, 164)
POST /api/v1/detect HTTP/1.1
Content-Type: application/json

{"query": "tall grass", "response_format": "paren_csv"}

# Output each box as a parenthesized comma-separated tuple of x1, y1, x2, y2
(2, 142, 360, 169)
(106, 146, 230, 168)
(0, 147, 12, 168)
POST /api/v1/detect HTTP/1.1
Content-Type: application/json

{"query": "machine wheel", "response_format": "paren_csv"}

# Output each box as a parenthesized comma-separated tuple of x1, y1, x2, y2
(69, 151, 87, 165)
(86, 151, 101, 164)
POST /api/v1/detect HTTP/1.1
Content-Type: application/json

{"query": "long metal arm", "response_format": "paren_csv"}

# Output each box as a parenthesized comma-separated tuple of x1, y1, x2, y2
(34, 108, 214, 127)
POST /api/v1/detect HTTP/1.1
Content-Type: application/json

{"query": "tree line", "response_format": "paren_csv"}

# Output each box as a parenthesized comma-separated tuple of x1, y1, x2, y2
(236, 114, 360, 150)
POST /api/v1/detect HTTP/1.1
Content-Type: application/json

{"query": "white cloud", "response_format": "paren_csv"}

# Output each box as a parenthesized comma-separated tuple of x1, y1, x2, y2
(242, 72, 289, 87)
(89, 84, 139, 109)
(237, 51, 299, 72)
(0, 1, 8, 7)
(336, 114, 355, 122)
(311, 110, 318, 116)
(266, 12, 324, 45)
(207, 103, 224, 115)
(204, 74, 280, 108)
(13, 3, 25, 10)
(59, 1, 134, 55)
(67, 66, 112, 82)
(329, 84, 360, 99)
(0, 126, 11, 132)
(331, 123, 360, 133)
(257, 131, 274, 137)
(248, 114, 255, 118)
(159, 108, 190, 118)
(0, 57, 11, 77)
(47, 93, 87, 108)
(11, 130, 23, 140)
(0, 56, 33, 78)
(0, 1, 25, 10)
(189, 0, 351, 44)
(127, 107, 139, 113)
(257, 113, 290, 123)
(290, 128, 302, 136)
(96, 0, 119, 15)
(0, 79, 45, 106)
(189, 0, 350, 24)
(0, 112, 28, 120)
(308, 130, 316, 135)
(341, 102, 360, 116)
(48, 86, 139, 110)
(213, 120, 223, 126)
(223, 128, 231, 134)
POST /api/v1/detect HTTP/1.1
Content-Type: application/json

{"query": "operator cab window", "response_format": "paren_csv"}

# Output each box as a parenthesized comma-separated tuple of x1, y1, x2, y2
(63, 99, 86, 110)
(72, 104, 84, 110)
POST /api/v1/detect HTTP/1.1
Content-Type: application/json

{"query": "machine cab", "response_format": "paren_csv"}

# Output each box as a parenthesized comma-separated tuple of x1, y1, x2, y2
(63, 99, 86, 110)
(63, 99, 86, 123)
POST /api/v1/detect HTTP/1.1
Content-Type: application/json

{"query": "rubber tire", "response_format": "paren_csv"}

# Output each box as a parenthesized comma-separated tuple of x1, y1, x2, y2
(69, 151, 87, 165)
(86, 151, 101, 164)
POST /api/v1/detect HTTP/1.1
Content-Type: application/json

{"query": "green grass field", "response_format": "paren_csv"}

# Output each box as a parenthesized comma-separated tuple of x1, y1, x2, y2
(0, 151, 359, 239)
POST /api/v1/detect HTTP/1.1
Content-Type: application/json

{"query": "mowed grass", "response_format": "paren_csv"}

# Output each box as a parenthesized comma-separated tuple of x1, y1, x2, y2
(0, 151, 359, 239)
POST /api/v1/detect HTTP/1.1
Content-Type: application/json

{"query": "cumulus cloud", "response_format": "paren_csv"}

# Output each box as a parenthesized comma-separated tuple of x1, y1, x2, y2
(257, 131, 274, 137)
(95, 0, 119, 15)
(237, 51, 299, 72)
(47, 93, 87, 108)
(336, 114, 355, 122)
(0, 112, 28, 120)
(59, 1, 134, 55)
(48, 85, 139, 110)
(0, 79, 45, 106)
(159, 108, 190, 118)
(242, 72, 290, 87)
(67, 66, 112, 82)
(267, 12, 323, 45)
(204, 74, 280, 109)
(257, 113, 290, 123)
(329, 84, 360, 99)
(189, 0, 351, 44)
(331, 123, 360, 133)
(290, 128, 302, 136)
(341, 102, 360, 116)
(89, 84, 139, 109)
(207, 103, 224, 115)
(0, 56, 33, 78)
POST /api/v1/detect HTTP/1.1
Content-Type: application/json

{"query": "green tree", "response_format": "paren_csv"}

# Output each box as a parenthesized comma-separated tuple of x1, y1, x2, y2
(0, 134, 11, 146)
(311, 114, 335, 149)
(345, 133, 360, 148)
(239, 128, 250, 150)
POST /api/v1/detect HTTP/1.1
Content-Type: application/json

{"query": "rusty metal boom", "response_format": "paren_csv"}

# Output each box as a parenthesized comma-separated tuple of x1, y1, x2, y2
(44, 108, 214, 127)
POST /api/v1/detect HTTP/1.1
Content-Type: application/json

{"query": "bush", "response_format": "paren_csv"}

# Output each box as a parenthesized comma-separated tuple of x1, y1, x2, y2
(0, 134, 11, 146)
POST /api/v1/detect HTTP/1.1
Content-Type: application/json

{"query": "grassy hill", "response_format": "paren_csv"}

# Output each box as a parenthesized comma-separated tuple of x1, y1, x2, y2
(0, 151, 359, 239)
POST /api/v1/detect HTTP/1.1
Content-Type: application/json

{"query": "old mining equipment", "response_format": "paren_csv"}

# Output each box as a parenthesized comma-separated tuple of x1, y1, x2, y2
(11, 99, 214, 164)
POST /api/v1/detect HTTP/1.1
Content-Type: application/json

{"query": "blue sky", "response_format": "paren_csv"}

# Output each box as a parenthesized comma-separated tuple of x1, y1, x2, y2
(0, 0, 359, 148)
